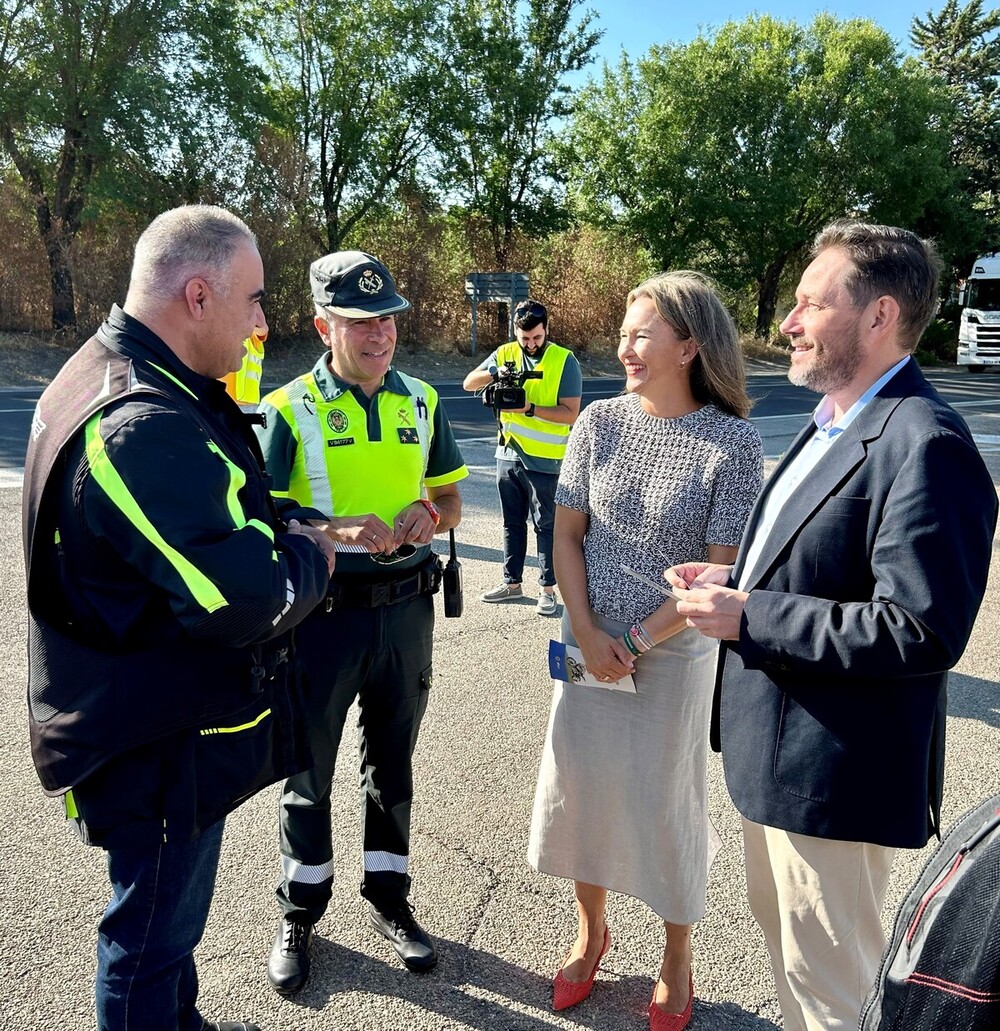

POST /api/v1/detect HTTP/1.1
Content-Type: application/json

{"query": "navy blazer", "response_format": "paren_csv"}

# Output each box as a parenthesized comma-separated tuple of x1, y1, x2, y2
(713, 359, 997, 848)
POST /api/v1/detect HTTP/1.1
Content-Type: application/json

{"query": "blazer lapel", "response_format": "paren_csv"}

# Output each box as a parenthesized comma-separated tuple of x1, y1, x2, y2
(731, 420, 814, 585)
(735, 359, 922, 592)
(738, 429, 867, 592)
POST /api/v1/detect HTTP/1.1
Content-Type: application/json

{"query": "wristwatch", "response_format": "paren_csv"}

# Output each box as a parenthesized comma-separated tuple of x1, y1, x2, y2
(415, 498, 441, 525)
(526, 403, 536, 418)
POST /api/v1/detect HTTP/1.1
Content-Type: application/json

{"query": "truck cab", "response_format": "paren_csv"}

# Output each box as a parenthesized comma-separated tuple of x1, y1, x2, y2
(957, 253, 1000, 373)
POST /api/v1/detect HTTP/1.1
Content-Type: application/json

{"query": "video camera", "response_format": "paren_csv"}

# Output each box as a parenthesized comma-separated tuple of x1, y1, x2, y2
(482, 360, 543, 412)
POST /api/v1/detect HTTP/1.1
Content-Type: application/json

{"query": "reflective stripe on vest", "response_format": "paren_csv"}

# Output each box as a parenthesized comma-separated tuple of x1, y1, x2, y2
(270, 372, 436, 523)
(495, 341, 573, 460)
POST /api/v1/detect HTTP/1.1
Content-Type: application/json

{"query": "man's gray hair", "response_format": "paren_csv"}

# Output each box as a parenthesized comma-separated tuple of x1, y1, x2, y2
(812, 220, 942, 352)
(130, 205, 257, 306)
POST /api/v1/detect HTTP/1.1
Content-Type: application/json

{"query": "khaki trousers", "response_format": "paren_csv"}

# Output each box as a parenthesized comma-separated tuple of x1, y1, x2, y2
(742, 817, 896, 1031)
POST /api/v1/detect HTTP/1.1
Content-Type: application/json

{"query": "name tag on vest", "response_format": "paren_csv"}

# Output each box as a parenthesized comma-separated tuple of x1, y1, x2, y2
(328, 437, 355, 447)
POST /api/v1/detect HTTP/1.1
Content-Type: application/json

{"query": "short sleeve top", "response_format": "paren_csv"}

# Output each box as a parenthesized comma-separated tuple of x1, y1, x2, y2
(556, 393, 763, 623)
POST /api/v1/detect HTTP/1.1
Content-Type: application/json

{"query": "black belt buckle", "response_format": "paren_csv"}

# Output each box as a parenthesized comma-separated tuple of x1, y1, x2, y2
(370, 582, 391, 607)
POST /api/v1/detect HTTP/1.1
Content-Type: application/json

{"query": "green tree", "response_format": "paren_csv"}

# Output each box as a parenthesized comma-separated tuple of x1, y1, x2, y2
(911, 0, 1000, 246)
(565, 15, 956, 337)
(0, 0, 260, 333)
(254, 0, 448, 255)
(434, 0, 601, 272)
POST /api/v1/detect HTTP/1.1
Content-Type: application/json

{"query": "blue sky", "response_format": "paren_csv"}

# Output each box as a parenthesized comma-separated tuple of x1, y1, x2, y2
(586, 0, 929, 69)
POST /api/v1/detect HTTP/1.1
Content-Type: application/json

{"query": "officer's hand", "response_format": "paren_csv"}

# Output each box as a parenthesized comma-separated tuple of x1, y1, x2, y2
(393, 502, 436, 547)
(323, 514, 395, 554)
(287, 519, 336, 577)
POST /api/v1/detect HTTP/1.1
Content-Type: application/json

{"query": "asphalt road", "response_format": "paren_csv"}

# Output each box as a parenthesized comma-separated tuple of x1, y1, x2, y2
(1, 376, 998, 1031)
(3, 365, 1000, 474)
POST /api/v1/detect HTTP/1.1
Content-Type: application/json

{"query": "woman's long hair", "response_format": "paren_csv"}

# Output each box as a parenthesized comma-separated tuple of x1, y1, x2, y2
(627, 271, 753, 419)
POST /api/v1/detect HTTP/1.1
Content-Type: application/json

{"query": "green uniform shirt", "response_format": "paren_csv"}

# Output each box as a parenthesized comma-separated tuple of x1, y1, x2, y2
(257, 355, 468, 573)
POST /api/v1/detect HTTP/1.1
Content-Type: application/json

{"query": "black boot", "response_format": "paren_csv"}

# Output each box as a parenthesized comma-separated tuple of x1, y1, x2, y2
(201, 1022, 262, 1031)
(266, 916, 314, 995)
(369, 899, 438, 972)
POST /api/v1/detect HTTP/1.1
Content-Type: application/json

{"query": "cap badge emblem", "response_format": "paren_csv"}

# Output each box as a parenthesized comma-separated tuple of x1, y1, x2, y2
(358, 269, 383, 295)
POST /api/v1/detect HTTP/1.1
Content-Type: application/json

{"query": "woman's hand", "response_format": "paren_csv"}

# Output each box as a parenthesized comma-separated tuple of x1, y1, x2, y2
(664, 561, 733, 590)
(577, 625, 635, 683)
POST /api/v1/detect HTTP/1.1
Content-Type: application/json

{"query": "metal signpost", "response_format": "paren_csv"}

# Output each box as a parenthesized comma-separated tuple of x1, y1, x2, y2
(465, 272, 529, 354)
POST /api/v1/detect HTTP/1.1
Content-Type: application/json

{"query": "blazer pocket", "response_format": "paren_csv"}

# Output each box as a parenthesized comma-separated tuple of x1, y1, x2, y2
(804, 495, 872, 597)
(773, 692, 840, 803)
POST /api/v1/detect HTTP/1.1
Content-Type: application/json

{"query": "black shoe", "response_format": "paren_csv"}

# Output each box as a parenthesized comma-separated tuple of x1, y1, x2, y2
(369, 899, 438, 972)
(201, 1022, 262, 1031)
(267, 916, 314, 995)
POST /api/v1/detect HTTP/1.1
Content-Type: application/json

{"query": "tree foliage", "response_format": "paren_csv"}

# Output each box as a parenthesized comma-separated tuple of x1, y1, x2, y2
(565, 15, 956, 337)
(253, 0, 449, 255)
(434, 0, 601, 271)
(911, 0, 1000, 250)
(0, 0, 261, 332)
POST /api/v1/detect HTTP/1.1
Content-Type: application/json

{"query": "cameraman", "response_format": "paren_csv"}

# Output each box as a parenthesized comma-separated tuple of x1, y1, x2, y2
(463, 298, 582, 616)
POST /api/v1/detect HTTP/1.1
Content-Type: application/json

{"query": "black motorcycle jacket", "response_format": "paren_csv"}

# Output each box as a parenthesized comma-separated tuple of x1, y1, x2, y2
(22, 306, 331, 847)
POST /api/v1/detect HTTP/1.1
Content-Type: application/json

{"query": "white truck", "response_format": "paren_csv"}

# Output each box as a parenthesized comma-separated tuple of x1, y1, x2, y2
(957, 252, 1000, 372)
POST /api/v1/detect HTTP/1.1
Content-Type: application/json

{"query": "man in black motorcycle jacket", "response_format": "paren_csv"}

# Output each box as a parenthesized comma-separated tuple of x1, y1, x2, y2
(22, 205, 334, 1031)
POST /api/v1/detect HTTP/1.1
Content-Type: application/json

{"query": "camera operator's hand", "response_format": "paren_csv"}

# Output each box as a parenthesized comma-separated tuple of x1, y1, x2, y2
(577, 624, 635, 683)
(314, 514, 395, 554)
(393, 501, 437, 547)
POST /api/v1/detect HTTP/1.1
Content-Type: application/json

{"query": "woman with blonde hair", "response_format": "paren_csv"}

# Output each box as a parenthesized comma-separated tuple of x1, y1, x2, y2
(527, 271, 763, 1029)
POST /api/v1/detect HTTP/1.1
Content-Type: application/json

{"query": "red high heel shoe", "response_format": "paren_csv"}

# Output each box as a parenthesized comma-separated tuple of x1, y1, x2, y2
(551, 925, 611, 1011)
(648, 972, 694, 1030)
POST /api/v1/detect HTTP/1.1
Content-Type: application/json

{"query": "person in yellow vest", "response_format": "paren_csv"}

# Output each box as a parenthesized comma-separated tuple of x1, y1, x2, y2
(255, 251, 468, 992)
(222, 326, 267, 410)
(463, 298, 582, 616)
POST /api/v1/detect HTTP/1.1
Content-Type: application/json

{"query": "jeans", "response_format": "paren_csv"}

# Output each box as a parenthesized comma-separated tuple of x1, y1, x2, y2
(95, 819, 225, 1031)
(496, 458, 558, 587)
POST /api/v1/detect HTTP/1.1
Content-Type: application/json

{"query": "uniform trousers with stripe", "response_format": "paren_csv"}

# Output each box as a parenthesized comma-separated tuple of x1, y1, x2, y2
(742, 817, 896, 1031)
(276, 590, 434, 923)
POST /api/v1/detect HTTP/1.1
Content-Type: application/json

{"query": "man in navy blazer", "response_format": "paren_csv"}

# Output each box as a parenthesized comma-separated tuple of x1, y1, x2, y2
(667, 220, 998, 1031)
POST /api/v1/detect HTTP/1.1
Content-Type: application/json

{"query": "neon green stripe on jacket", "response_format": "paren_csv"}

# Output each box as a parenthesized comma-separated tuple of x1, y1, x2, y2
(84, 413, 229, 614)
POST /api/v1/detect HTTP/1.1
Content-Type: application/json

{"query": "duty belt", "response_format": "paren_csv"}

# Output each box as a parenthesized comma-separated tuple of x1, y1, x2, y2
(324, 561, 442, 610)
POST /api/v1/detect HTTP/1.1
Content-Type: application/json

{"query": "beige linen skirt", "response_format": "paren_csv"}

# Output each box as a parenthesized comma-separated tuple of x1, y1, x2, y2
(527, 611, 721, 923)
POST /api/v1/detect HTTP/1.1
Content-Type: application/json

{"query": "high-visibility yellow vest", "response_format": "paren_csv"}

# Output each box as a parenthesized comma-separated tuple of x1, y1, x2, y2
(223, 330, 266, 406)
(495, 341, 573, 461)
(262, 368, 443, 527)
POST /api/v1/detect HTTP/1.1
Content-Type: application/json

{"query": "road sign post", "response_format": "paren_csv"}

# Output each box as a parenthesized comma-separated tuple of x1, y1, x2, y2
(465, 272, 529, 354)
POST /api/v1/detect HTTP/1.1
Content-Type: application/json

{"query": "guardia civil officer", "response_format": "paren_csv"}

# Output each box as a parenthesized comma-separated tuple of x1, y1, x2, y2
(22, 205, 335, 1031)
(258, 252, 468, 991)
(462, 299, 582, 616)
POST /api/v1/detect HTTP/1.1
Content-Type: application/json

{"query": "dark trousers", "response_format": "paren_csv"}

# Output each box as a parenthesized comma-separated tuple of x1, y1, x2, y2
(276, 592, 434, 923)
(95, 818, 224, 1031)
(496, 458, 558, 587)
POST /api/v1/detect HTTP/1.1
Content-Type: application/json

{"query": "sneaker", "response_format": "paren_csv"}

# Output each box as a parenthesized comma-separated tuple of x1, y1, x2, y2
(369, 900, 438, 972)
(480, 583, 523, 603)
(536, 591, 559, 617)
(266, 917, 314, 995)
